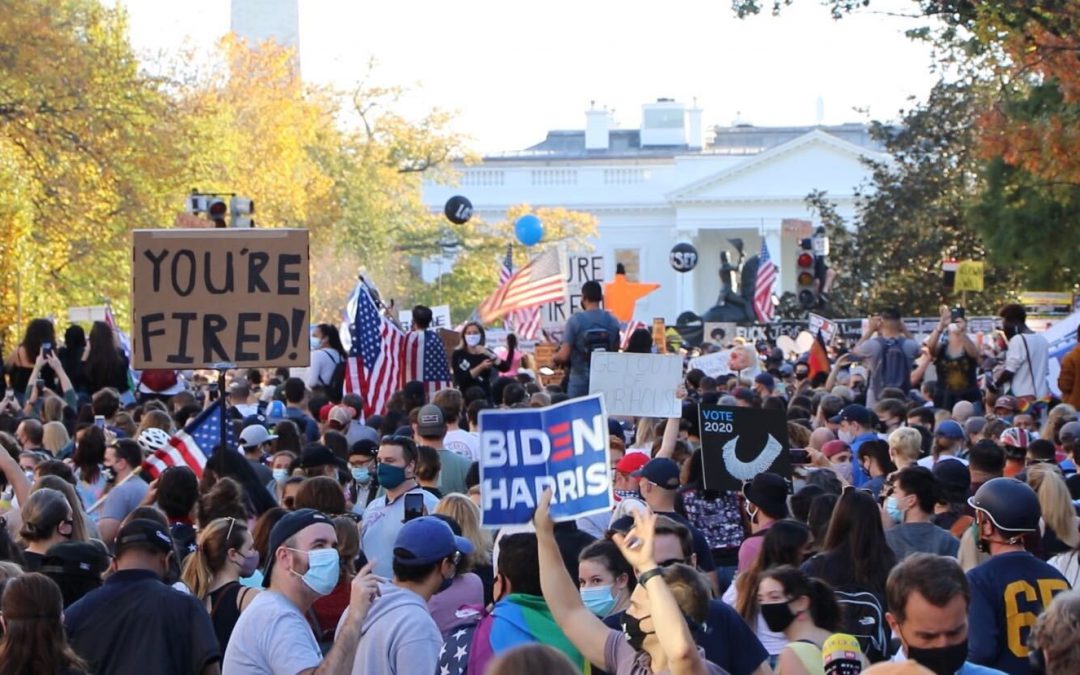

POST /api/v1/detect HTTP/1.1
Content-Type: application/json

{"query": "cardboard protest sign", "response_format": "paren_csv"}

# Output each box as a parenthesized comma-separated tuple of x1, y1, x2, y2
(703, 322, 737, 346)
(541, 252, 606, 339)
(588, 352, 682, 418)
(478, 395, 611, 527)
(699, 404, 791, 491)
(808, 313, 837, 343)
(689, 350, 732, 378)
(131, 229, 309, 369)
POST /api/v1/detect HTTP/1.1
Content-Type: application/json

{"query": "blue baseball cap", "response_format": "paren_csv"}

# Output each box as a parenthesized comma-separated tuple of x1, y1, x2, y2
(393, 516, 474, 566)
(632, 458, 681, 490)
(829, 404, 874, 426)
(935, 420, 966, 440)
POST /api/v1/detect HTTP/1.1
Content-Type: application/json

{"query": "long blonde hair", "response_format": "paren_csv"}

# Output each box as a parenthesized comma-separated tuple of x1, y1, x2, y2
(42, 422, 69, 455)
(180, 517, 250, 600)
(435, 493, 491, 567)
(1028, 464, 1080, 549)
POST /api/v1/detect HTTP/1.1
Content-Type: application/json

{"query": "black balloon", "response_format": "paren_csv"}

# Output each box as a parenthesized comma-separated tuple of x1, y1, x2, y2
(670, 242, 698, 273)
(444, 195, 473, 224)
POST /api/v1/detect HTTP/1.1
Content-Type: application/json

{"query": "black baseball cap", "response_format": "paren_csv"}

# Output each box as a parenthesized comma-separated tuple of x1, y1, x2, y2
(262, 508, 334, 587)
(829, 404, 874, 426)
(743, 473, 790, 519)
(41, 540, 110, 577)
(299, 443, 348, 470)
(632, 458, 681, 490)
(115, 519, 174, 555)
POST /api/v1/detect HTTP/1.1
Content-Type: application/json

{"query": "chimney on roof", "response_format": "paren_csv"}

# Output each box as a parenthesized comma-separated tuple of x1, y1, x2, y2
(687, 98, 703, 149)
(585, 104, 612, 151)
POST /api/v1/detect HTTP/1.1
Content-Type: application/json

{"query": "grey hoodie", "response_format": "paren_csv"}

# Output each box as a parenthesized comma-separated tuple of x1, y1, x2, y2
(338, 581, 442, 675)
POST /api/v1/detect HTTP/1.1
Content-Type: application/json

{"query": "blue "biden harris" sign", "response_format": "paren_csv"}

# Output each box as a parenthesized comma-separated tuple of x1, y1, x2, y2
(478, 395, 612, 527)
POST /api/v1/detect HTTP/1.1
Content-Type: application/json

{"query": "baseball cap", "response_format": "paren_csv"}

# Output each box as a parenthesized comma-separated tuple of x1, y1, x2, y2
(632, 458, 680, 490)
(743, 473, 790, 518)
(262, 508, 334, 587)
(115, 519, 174, 556)
(829, 404, 874, 426)
(821, 440, 850, 460)
(240, 424, 278, 448)
(754, 373, 776, 390)
(327, 405, 353, 430)
(416, 404, 447, 438)
(299, 443, 348, 470)
(266, 400, 287, 422)
(318, 402, 335, 423)
(41, 540, 110, 577)
(348, 439, 378, 459)
(615, 451, 650, 475)
(934, 420, 965, 440)
(732, 387, 756, 404)
(994, 396, 1017, 412)
(241, 413, 269, 429)
(393, 516, 474, 566)
(932, 457, 971, 502)
(608, 418, 626, 445)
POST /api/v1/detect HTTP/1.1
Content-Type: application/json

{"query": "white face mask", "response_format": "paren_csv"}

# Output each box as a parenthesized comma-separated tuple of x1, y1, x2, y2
(465, 334, 482, 347)
(838, 428, 855, 444)
(310, 335, 322, 350)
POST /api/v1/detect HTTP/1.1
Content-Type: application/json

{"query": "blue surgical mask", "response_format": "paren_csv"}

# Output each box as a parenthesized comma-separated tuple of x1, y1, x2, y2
(288, 547, 340, 596)
(310, 335, 322, 350)
(581, 585, 617, 617)
(377, 463, 407, 490)
(885, 495, 903, 524)
(351, 467, 370, 484)
(272, 468, 289, 483)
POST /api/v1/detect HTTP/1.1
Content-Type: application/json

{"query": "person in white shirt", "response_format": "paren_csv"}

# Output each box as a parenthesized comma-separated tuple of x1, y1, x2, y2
(995, 304, 1050, 401)
(433, 388, 478, 462)
(305, 324, 347, 392)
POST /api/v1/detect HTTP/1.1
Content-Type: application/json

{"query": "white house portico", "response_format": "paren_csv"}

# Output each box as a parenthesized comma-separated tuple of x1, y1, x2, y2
(422, 99, 885, 324)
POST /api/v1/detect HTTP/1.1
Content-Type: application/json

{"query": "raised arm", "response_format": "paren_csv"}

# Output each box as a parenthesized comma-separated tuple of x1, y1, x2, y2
(533, 489, 612, 669)
(655, 385, 687, 459)
(612, 509, 707, 675)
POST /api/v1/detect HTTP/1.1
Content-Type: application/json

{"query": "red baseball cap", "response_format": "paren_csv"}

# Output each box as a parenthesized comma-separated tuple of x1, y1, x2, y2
(615, 452, 650, 474)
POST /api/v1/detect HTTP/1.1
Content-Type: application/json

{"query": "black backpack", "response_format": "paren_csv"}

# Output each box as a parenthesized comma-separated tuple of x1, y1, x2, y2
(578, 325, 616, 364)
(832, 585, 889, 663)
(315, 350, 347, 404)
(874, 337, 913, 395)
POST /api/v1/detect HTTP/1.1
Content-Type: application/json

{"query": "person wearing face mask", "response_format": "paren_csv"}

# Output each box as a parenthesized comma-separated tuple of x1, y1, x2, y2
(821, 440, 855, 484)
(305, 323, 348, 397)
(339, 515, 472, 675)
(883, 466, 959, 561)
(830, 404, 881, 487)
(18, 487, 75, 571)
(346, 439, 378, 516)
(739, 472, 791, 573)
(97, 438, 149, 546)
(992, 304, 1051, 405)
(223, 508, 380, 674)
(885, 554, 1004, 675)
(535, 489, 724, 675)
(360, 436, 440, 578)
(452, 322, 516, 401)
(757, 565, 847, 675)
(180, 517, 262, 653)
(578, 539, 634, 618)
(66, 519, 222, 675)
(965, 478, 1069, 674)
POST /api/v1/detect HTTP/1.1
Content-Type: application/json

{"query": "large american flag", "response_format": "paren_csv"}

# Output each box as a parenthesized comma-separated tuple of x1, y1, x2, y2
(143, 404, 233, 479)
(343, 281, 405, 418)
(499, 245, 543, 340)
(403, 329, 453, 401)
(478, 246, 566, 323)
(753, 240, 777, 323)
(620, 320, 647, 350)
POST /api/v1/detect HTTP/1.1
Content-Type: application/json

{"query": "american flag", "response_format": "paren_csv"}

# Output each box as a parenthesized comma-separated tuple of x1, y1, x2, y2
(403, 329, 453, 401)
(753, 240, 777, 323)
(620, 320, 646, 350)
(343, 281, 405, 418)
(478, 246, 566, 323)
(143, 404, 233, 479)
(499, 245, 543, 340)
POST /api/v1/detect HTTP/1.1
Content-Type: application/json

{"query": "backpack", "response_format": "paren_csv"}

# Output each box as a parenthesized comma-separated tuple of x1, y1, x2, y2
(576, 319, 616, 364)
(315, 350, 346, 404)
(139, 369, 178, 392)
(875, 337, 913, 395)
(832, 585, 889, 663)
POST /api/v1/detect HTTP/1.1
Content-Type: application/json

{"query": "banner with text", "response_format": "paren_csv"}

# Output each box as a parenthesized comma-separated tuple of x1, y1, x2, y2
(588, 352, 682, 418)
(478, 395, 611, 527)
(699, 404, 791, 492)
(132, 229, 310, 369)
(399, 305, 453, 332)
(689, 351, 732, 378)
(541, 252, 606, 339)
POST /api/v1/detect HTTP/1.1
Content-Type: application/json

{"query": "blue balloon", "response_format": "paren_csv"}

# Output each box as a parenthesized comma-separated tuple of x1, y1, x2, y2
(514, 214, 544, 246)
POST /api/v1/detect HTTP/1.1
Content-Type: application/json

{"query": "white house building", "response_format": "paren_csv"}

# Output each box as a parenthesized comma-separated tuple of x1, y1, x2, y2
(422, 99, 885, 325)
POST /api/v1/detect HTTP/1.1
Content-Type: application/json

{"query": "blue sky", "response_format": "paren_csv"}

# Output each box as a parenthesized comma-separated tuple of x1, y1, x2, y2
(121, 0, 938, 153)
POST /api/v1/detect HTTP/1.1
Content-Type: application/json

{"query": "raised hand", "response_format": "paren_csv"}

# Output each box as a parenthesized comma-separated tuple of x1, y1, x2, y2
(612, 508, 659, 573)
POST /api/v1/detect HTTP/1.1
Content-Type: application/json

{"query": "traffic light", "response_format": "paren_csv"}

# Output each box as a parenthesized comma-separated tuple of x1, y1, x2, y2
(230, 197, 255, 228)
(207, 198, 228, 228)
(796, 238, 818, 309)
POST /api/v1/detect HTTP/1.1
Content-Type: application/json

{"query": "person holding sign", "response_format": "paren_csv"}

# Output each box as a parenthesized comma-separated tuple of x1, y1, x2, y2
(534, 489, 724, 675)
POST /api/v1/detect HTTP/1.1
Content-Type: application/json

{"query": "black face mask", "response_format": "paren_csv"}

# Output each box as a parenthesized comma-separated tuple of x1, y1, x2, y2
(904, 639, 969, 675)
(760, 601, 797, 633)
(621, 613, 654, 652)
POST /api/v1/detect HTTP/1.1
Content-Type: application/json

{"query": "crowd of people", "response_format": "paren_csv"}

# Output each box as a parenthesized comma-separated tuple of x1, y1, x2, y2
(0, 287, 1079, 675)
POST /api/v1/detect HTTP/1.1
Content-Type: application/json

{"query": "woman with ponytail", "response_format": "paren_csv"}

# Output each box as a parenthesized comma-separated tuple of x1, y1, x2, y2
(180, 517, 261, 653)
(757, 565, 843, 675)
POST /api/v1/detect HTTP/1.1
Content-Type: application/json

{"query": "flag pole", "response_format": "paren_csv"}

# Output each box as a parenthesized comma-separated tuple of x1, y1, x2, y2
(87, 466, 143, 513)
(212, 362, 236, 452)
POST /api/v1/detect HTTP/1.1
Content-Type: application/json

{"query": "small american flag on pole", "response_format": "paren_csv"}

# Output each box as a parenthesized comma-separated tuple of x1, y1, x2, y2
(753, 240, 777, 323)
(403, 329, 453, 401)
(499, 245, 543, 340)
(143, 404, 232, 479)
(478, 246, 566, 323)
(343, 280, 405, 417)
